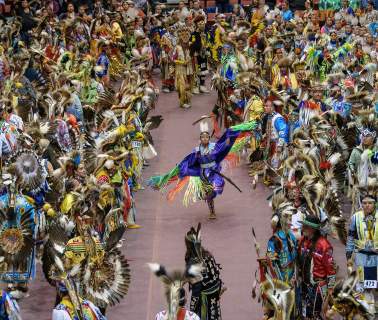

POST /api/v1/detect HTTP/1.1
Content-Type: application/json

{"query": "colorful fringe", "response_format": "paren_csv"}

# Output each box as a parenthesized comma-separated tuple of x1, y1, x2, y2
(306, 47, 321, 73)
(167, 176, 190, 202)
(222, 135, 248, 170)
(164, 176, 212, 206)
(147, 166, 179, 190)
(183, 177, 212, 207)
(230, 133, 249, 153)
(332, 42, 353, 61)
(222, 153, 240, 171)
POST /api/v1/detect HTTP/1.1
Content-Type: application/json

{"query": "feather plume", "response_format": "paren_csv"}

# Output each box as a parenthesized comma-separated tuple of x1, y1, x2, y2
(148, 263, 167, 277)
(328, 153, 341, 166)
(187, 264, 203, 278)
(54, 256, 65, 273)
(199, 120, 209, 133)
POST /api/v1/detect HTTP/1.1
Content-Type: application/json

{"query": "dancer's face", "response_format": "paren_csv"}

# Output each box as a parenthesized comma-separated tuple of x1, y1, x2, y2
(180, 32, 190, 43)
(302, 225, 315, 238)
(275, 48, 283, 59)
(313, 90, 323, 100)
(362, 199, 375, 215)
(281, 212, 292, 232)
(236, 39, 245, 51)
(362, 136, 374, 147)
(296, 23, 303, 33)
(200, 133, 210, 146)
(264, 101, 273, 114)
(198, 20, 205, 31)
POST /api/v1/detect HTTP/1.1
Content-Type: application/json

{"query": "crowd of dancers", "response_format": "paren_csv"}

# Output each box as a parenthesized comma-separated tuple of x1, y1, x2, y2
(0, 0, 377, 319)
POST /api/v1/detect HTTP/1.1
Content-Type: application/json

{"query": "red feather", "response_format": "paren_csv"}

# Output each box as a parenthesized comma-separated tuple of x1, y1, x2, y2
(167, 176, 190, 202)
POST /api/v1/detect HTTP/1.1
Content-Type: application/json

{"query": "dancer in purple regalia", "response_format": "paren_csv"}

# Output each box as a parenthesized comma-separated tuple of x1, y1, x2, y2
(148, 120, 257, 219)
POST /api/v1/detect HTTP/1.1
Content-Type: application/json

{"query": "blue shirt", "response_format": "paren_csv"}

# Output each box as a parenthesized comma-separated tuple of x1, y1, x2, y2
(281, 9, 293, 21)
(96, 52, 109, 78)
(267, 229, 297, 282)
(67, 92, 84, 122)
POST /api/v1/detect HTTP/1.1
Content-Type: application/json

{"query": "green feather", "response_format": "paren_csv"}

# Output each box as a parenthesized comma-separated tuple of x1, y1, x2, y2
(230, 121, 257, 132)
(147, 166, 179, 190)
(230, 136, 248, 153)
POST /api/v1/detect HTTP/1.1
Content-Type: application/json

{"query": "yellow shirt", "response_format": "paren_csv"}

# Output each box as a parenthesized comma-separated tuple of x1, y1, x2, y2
(112, 22, 123, 41)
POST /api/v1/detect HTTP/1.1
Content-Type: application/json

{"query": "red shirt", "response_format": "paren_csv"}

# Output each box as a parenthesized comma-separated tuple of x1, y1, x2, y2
(299, 236, 336, 283)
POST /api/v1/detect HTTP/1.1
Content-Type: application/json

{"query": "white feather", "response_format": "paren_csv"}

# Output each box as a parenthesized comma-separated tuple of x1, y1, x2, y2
(40, 122, 50, 135)
(364, 63, 377, 73)
(328, 153, 341, 166)
(359, 15, 367, 26)
(229, 62, 238, 71)
(131, 48, 141, 58)
(54, 256, 65, 272)
(52, 243, 65, 254)
(103, 110, 115, 119)
(271, 215, 279, 228)
(112, 115, 119, 127)
(70, 264, 81, 277)
(187, 264, 203, 277)
(199, 121, 209, 133)
(94, 65, 104, 73)
(147, 263, 161, 273)
(336, 136, 348, 151)
(317, 137, 330, 147)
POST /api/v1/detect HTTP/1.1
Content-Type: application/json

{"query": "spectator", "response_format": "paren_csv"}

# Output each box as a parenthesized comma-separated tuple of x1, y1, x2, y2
(59, 2, 76, 20)
(227, 4, 245, 27)
(302, 0, 313, 20)
(126, 0, 139, 19)
(321, 16, 334, 33)
(66, 80, 84, 123)
(18, 0, 38, 46)
(364, 1, 378, 24)
(46, 0, 61, 15)
(280, 1, 293, 21)
(77, 4, 91, 22)
(190, 0, 206, 19)
(93, 0, 105, 16)
(178, 1, 189, 21)
(111, 13, 123, 41)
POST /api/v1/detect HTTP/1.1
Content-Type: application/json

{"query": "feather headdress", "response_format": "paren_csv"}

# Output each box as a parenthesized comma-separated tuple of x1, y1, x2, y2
(148, 262, 203, 320)
(199, 119, 209, 134)
(259, 275, 295, 320)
